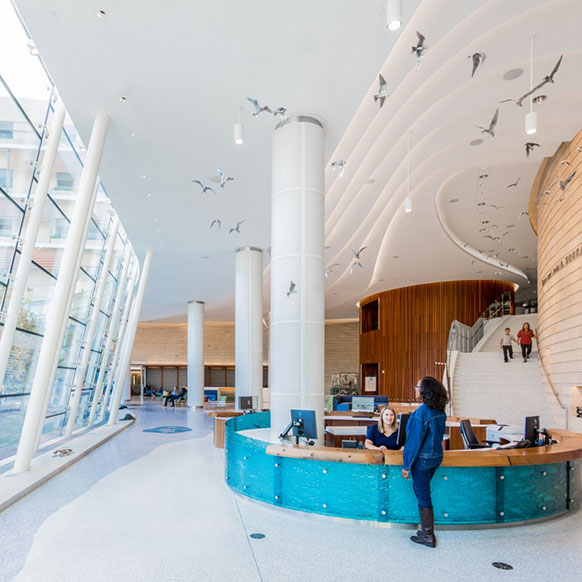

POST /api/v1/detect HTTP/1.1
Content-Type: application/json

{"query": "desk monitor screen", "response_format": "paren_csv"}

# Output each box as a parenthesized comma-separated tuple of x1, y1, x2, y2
(397, 413, 410, 448)
(342, 440, 358, 449)
(238, 396, 254, 410)
(352, 396, 375, 413)
(291, 409, 317, 440)
(524, 415, 539, 445)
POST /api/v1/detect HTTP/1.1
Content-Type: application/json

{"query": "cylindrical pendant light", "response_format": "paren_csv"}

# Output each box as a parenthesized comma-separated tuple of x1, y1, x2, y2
(386, 0, 403, 31)
(525, 111, 537, 135)
(404, 131, 412, 213)
(234, 103, 244, 145)
(525, 35, 537, 135)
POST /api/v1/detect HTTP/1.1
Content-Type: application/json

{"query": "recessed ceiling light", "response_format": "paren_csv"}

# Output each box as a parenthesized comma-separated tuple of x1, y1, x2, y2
(120, 96, 127, 103)
(533, 95, 547, 104)
(478, 202, 486, 206)
(449, 198, 460, 203)
(129, 131, 136, 137)
(325, 245, 332, 249)
(366, 178, 376, 185)
(379, 278, 385, 281)
(97, 10, 107, 18)
(482, 220, 489, 224)
(479, 174, 488, 179)
(141, 174, 146, 179)
(503, 68, 524, 81)
(506, 224, 515, 228)
(146, 193, 152, 198)
(153, 217, 158, 222)
(470, 138, 483, 146)
(392, 255, 399, 259)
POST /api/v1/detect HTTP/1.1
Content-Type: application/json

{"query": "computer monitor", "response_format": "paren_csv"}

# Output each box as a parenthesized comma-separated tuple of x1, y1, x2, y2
(238, 396, 254, 410)
(290, 409, 318, 440)
(341, 440, 358, 449)
(396, 413, 410, 448)
(524, 415, 540, 445)
(352, 396, 375, 413)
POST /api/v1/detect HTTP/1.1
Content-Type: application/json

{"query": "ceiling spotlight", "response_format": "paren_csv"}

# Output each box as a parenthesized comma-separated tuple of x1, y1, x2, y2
(470, 138, 483, 146)
(129, 131, 136, 137)
(26, 40, 39, 56)
(533, 95, 547, 104)
(386, 0, 402, 31)
(503, 68, 524, 81)
(404, 196, 412, 213)
(525, 111, 537, 135)
(479, 174, 488, 179)
(449, 198, 459, 203)
(120, 96, 127, 103)
(234, 103, 244, 145)
(97, 10, 106, 18)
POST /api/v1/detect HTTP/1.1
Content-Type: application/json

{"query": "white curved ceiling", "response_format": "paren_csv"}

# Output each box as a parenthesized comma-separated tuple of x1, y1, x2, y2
(13, 0, 582, 321)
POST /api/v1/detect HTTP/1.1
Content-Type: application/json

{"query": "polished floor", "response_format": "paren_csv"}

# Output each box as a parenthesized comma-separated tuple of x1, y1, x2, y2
(1, 403, 581, 582)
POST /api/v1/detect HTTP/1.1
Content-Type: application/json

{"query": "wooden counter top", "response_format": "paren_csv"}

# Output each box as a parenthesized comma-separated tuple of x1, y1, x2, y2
(265, 429, 582, 467)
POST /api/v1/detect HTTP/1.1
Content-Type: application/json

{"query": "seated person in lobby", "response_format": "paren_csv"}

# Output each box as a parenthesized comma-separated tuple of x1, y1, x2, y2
(365, 406, 400, 451)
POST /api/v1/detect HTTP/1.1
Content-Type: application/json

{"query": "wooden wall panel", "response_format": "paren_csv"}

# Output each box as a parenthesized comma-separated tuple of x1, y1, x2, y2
(531, 127, 582, 428)
(359, 280, 514, 402)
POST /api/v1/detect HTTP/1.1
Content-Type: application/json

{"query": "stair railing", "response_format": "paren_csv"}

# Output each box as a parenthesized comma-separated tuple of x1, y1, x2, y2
(444, 291, 514, 410)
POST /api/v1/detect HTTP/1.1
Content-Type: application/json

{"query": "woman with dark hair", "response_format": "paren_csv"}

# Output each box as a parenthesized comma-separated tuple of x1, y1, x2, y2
(402, 376, 448, 548)
(517, 322, 536, 363)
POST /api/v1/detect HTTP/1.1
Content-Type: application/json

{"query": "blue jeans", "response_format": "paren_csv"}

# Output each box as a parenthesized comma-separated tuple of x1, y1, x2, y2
(410, 457, 442, 508)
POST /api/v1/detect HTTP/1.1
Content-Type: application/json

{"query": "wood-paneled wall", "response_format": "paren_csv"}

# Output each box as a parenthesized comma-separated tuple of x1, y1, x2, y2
(359, 280, 514, 401)
(531, 127, 582, 429)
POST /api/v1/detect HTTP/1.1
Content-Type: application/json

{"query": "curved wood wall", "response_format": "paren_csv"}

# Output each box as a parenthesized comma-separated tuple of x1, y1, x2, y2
(529, 128, 582, 428)
(359, 280, 514, 401)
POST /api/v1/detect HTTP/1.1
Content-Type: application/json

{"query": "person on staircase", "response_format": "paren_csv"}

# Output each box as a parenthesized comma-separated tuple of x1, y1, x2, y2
(401, 377, 448, 548)
(517, 322, 537, 363)
(499, 327, 518, 363)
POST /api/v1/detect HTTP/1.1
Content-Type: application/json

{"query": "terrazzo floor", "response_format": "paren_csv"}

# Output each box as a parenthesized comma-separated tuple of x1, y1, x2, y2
(1, 403, 581, 582)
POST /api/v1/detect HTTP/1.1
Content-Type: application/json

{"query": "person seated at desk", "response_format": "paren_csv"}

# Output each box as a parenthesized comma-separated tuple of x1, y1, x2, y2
(364, 406, 400, 451)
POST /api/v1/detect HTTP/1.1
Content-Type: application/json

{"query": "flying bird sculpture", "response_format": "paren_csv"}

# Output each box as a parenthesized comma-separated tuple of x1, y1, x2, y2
(272, 107, 287, 122)
(331, 160, 346, 178)
(352, 246, 367, 260)
(229, 220, 245, 234)
(247, 97, 272, 117)
(192, 180, 215, 194)
(210, 219, 221, 230)
(324, 263, 340, 279)
(412, 31, 427, 69)
(217, 169, 234, 189)
(525, 142, 540, 157)
(518, 210, 529, 219)
(468, 52, 486, 77)
(374, 74, 388, 107)
(475, 108, 499, 138)
(506, 177, 521, 188)
(286, 281, 296, 297)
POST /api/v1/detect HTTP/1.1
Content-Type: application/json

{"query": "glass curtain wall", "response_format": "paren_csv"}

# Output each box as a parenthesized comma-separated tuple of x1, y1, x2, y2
(0, 1, 136, 460)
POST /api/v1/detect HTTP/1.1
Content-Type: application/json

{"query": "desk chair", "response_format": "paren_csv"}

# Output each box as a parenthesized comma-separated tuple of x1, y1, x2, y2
(460, 419, 490, 449)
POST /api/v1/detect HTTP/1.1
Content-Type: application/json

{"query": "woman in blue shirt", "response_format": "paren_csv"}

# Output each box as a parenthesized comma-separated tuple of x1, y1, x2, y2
(364, 406, 400, 451)
(402, 377, 448, 548)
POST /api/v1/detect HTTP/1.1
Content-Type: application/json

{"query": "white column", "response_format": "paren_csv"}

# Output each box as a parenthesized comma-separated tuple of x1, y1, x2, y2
(235, 247, 263, 409)
(0, 101, 66, 387)
(97, 264, 138, 422)
(270, 115, 325, 440)
(187, 300, 205, 408)
(64, 215, 118, 436)
(87, 248, 133, 426)
(13, 112, 109, 473)
(107, 249, 153, 424)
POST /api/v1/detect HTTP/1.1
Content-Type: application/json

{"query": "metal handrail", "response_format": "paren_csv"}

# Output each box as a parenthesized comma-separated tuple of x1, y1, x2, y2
(445, 291, 513, 407)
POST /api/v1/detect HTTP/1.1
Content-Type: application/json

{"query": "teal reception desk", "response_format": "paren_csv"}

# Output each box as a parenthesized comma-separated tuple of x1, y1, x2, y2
(225, 412, 582, 526)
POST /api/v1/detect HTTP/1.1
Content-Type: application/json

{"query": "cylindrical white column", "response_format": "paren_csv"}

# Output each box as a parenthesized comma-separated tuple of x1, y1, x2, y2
(270, 115, 325, 440)
(64, 214, 118, 436)
(235, 247, 263, 409)
(13, 112, 109, 473)
(87, 244, 132, 426)
(187, 300, 205, 408)
(0, 101, 66, 388)
(97, 263, 138, 422)
(107, 249, 153, 424)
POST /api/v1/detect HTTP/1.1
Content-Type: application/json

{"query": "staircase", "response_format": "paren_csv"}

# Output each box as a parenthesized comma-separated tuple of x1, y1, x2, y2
(451, 314, 557, 427)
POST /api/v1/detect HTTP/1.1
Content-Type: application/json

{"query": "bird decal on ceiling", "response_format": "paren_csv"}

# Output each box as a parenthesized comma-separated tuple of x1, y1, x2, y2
(412, 31, 427, 69)
(374, 74, 388, 108)
(475, 108, 499, 138)
(468, 52, 486, 77)
(192, 180, 216, 194)
(229, 220, 245, 234)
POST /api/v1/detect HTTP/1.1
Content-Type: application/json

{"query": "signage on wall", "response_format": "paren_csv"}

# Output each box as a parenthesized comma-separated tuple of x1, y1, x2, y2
(364, 375, 377, 393)
(541, 243, 582, 288)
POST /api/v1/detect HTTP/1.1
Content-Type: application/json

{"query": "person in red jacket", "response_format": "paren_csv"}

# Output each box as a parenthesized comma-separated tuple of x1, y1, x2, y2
(517, 322, 536, 363)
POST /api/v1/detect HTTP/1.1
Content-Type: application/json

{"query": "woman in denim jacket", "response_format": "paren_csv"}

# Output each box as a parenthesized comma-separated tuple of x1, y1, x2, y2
(402, 376, 448, 548)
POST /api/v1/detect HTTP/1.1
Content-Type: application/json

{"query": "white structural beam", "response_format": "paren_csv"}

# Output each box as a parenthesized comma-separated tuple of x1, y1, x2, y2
(235, 247, 263, 409)
(107, 249, 153, 424)
(64, 214, 118, 436)
(97, 260, 137, 423)
(269, 116, 325, 440)
(87, 245, 133, 425)
(0, 101, 66, 388)
(187, 300, 205, 408)
(13, 112, 109, 473)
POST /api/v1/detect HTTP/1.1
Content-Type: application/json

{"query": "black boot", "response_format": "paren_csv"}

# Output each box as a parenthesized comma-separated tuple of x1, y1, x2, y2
(410, 507, 436, 548)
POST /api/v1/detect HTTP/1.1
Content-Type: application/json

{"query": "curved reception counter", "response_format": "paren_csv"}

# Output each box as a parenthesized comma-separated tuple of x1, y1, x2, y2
(225, 412, 582, 526)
